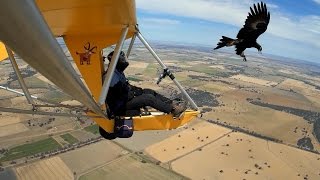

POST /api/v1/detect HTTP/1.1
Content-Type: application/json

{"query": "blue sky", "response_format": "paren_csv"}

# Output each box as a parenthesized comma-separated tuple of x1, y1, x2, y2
(136, 0, 320, 63)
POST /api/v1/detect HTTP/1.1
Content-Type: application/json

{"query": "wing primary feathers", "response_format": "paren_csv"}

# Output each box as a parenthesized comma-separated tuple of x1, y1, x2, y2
(250, 7, 255, 16)
(254, 4, 258, 14)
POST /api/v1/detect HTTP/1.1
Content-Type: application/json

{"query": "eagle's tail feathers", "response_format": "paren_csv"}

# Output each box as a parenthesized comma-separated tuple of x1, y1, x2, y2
(214, 36, 236, 50)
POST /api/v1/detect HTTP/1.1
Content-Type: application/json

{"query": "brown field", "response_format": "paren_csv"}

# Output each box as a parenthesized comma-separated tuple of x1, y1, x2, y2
(258, 87, 318, 111)
(230, 74, 278, 87)
(210, 65, 225, 70)
(0, 115, 21, 126)
(277, 78, 320, 108)
(9, 96, 30, 109)
(0, 123, 29, 137)
(79, 154, 185, 180)
(60, 100, 82, 106)
(145, 121, 231, 163)
(59, 140, 126, 174)
(204, 89, 320, 152)
(0, 89, 20, 99)
(15, 157, 73, 180)
(115, 118, 200, 151)
(199, 82, 235, 94)
(171, 132, 320, 180)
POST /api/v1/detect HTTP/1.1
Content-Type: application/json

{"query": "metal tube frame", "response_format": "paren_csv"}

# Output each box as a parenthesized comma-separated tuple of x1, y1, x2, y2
(136, 31, 198, 110)
(6, 46, 35, 105)
(98, 26, 129, 105)
(126, 34, 136, 58)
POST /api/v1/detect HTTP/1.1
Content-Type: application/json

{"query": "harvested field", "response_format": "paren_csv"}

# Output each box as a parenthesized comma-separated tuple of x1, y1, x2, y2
(0, 116, 20, 126)
(171, 132, 320, 180)
(230, 74, 278, 87)
(127, 61, 148, 69)
(59, 141, 125, 174)
(79, 154, 185, 180)
(60, 100, 82, 106)
(210, 65, 225, 70)
(204, 90, 320, 151)
(199, 82, 234, 94)
(277, 78, 320, 108)
(115, 118, 200, 151)
(145, 121, 231, 163)
(0, 123, 29, 138)
(15, 157, 73, 180)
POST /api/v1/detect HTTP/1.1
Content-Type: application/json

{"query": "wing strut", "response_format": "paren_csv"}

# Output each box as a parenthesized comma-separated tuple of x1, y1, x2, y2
(98, 26, 129, 105)
(0, 0, 106, 118)
(135, 27, 199, 110)
(5, 46, 35, 106)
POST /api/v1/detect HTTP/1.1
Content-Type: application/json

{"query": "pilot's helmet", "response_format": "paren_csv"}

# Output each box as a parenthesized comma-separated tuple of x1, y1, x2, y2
(107, 51, 129, 72)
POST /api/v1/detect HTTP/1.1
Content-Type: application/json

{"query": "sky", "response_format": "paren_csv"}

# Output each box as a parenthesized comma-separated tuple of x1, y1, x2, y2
(135, 0, 320, 63)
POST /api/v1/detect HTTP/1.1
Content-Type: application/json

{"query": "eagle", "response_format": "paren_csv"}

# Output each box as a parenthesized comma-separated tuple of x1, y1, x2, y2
(214, 2, 270, 61)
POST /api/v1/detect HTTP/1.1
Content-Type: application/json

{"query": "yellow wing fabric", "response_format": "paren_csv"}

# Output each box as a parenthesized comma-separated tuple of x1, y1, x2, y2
(35, 0, 136, 40)
(0, 42, 8, 62)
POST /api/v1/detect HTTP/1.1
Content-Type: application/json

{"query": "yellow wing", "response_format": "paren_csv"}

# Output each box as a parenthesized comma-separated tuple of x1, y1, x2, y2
(0, 42, 8, 62)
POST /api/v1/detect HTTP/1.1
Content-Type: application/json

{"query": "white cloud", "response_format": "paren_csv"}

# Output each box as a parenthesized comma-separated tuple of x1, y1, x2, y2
(136, 0, 320, 48)
(139, 18, 180, 25)
(313, 0, 320, 5)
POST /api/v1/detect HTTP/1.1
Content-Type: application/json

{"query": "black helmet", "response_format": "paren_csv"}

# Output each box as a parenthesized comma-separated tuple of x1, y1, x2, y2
(107, 51, 129, 72)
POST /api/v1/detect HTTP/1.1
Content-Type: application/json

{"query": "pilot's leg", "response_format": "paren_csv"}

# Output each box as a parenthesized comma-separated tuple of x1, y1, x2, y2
(126, 94, 172, 114)
(142, 89, 172, 103)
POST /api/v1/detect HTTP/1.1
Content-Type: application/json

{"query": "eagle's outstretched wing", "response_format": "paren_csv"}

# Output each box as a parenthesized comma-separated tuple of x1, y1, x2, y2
(237, 2, 270, 40)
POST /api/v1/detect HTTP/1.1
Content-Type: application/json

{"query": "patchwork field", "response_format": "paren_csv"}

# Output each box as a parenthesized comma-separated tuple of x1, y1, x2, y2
(0, 123, 29, 138)
(204, 89, 320, 152)
(59, 141, 126, 175)
(145, 121, 231, 163)
(230, 74, 278, 87)
(15, 157, 73, 180)
(79, 154, 186, 180)
(171, 132, 320, 180)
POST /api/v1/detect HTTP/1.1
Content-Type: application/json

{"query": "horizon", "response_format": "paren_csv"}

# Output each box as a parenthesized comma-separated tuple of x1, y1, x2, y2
(136, 0, 320, 64)
(130, 39, 320, 67)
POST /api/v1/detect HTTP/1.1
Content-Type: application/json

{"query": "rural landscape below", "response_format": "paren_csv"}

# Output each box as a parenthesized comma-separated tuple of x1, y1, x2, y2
(0, 40, 319, 180)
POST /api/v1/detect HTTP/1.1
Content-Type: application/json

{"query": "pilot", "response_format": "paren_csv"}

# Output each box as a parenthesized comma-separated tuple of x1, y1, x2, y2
(104, 51, 186, 117)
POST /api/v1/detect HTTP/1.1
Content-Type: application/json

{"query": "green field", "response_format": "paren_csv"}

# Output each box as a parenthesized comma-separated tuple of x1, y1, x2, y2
(9, 76, 49, 89)
(84, 124, 99, 135)
(127, 76, 143, 82)
(0, 138, 61, 162)
(61, 133, 79, 144)
(143, 63, 158, 78)
(40, 90, 72, 103)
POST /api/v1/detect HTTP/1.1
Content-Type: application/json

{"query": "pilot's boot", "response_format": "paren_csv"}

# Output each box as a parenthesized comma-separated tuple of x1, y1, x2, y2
(171, 102, 187, 118)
